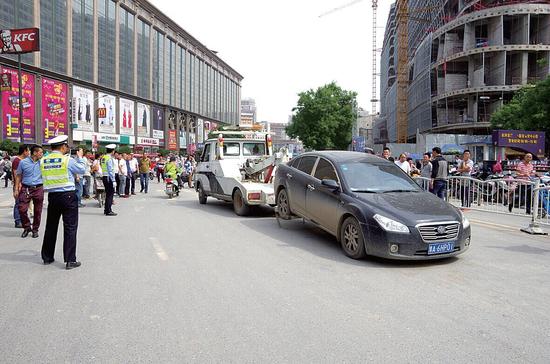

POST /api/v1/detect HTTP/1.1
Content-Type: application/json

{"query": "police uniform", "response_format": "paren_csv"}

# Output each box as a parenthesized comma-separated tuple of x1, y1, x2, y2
(40, 136, 86, 269)
(101, 144, 117, 216)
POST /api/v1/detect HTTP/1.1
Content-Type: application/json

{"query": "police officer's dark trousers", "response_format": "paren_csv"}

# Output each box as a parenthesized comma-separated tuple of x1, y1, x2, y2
(103, 176, 115, 214)
(41, 191, 78, 263)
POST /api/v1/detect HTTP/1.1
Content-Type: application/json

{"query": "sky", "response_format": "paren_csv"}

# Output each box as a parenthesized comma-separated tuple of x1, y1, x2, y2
(150, 0, 394, 123)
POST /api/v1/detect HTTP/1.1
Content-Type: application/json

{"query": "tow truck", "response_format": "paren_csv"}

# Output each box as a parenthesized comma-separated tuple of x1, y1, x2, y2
(194, 128, 289, 216)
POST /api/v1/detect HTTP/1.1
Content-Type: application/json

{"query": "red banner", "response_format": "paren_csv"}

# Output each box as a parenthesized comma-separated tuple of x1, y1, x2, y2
(167, 130, 177, 151)
(0, 28, 40, 54)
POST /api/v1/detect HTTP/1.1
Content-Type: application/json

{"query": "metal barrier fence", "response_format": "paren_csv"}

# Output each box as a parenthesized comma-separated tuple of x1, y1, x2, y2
(413, 176, 539, 218)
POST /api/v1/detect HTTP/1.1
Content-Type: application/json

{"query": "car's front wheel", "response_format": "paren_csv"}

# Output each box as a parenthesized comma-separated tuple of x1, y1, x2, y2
(276, 188, 292, 220)
(340, 217, 366, 259)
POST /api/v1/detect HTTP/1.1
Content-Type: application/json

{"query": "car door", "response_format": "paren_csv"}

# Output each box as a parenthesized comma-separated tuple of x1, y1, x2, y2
(306, 158, 342, 235)
(286, 156, 318, 216)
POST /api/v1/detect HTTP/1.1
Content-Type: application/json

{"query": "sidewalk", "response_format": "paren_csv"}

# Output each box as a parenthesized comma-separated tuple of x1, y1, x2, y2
(463, 208, 549, 234)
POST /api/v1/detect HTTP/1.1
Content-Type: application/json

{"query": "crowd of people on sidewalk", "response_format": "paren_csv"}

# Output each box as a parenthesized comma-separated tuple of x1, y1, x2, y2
(1, 140, 198, 269)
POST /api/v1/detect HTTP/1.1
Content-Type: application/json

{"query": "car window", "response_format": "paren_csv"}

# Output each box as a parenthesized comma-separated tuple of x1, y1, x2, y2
(243, 142, 265, 156)
(288, 157, 301, 168)
(314, 158, 338, 181)
(202, 144, 211, 162)
(340, 162, 421, 192)
(223, 142, 240, 156)
(297, 156, 317, 175)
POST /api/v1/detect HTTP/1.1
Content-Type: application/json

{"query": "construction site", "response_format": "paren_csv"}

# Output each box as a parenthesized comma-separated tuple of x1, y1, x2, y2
(376, 0, 550, 144)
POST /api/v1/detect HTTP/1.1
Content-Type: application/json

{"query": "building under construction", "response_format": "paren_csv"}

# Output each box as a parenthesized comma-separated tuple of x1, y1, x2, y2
(376, 0, 550, 144)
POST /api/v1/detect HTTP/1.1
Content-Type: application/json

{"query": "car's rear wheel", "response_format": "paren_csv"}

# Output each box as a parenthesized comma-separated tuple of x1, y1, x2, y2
(276, 188, 292, 220)
(340, 217, 366, 259)
(198, 184, 207, 204)
(233, 189, 250, 216)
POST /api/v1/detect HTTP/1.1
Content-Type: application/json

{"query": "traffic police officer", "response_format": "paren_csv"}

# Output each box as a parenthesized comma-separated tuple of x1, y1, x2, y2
(101, 144, 117, 216)
(40, 135, 86, 270)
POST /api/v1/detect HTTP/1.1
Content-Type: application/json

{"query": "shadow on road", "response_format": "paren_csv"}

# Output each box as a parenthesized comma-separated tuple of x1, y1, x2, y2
(485, 244, 550, 255)
(176, 198, 276, 219)
(240, 218, 459, 268)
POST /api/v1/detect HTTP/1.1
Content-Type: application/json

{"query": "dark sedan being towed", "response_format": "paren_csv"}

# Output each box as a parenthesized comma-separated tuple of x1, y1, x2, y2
(274, 151, 471, 260)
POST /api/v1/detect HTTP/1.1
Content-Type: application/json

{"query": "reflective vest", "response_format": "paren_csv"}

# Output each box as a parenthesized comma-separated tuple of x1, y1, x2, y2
(101, 155, 111, 173)
(41, 152, 73, 191)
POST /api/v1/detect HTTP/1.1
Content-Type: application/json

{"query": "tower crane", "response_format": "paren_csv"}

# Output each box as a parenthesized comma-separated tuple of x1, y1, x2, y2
(319, 0, 379, 115)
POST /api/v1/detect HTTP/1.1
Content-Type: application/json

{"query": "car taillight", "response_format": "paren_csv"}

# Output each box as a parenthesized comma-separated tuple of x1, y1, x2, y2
(248, 192, 261, 201)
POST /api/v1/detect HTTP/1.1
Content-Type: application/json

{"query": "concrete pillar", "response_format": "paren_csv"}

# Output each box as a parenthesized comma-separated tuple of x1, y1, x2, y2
(115, 2, 120, 90)
(67, 0, 73, 77)
(488, 16, 503, 46)
(521, 52, 529, 85)
(33, 0, 40, 66)
(93, 0, 99, 84)
(133, 10, 138, 96)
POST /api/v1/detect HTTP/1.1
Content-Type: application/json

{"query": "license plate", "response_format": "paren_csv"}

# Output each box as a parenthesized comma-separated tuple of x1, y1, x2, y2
(428, 242, 455, 255)
(166, 186, 172, 192)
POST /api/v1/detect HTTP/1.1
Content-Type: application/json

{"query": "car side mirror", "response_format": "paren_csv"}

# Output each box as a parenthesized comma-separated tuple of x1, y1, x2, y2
(321, 179, 340, 191)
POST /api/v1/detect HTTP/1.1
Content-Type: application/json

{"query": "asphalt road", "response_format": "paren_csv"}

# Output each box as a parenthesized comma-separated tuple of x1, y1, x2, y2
(0, 182, 549, 363)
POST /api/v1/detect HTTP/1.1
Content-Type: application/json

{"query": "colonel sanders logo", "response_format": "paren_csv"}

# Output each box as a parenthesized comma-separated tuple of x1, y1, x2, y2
(0, 30, 23, 53)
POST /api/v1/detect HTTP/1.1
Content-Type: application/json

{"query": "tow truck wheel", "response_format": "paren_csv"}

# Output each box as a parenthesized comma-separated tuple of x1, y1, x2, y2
(198, 184, 207, 204)
(233, 189, 250, 216)
(276, 188, 292, 220)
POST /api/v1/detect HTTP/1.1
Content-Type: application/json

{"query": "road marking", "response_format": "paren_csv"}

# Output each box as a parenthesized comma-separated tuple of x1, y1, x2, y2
(469, 218, 524, 232)
(149, 237, 169, 261)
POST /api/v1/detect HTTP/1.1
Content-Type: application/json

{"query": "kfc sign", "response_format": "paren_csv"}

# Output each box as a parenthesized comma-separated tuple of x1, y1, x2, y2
(0, 28, 40, 54)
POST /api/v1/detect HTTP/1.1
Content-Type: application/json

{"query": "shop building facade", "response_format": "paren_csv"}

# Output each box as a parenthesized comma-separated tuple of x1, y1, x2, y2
(0, 0, 242, 154)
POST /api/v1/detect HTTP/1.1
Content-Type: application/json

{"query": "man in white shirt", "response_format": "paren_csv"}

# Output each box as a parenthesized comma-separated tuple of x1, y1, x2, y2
(118, 153, 128, 197)
(395, 153, 411, 175)
(129, 154, 139, 195)
(457, 149, 474, 208)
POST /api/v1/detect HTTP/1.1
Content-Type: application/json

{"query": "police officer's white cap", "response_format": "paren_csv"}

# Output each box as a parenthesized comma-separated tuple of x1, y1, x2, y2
(48, 135, 69, 146)
(105, 144, 117, 150)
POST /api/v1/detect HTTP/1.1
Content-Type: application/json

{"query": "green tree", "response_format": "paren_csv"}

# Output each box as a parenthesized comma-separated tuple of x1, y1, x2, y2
(491, 76, 550, 152)
(286, 82, 357, 150)
(0, 140, 21, 155)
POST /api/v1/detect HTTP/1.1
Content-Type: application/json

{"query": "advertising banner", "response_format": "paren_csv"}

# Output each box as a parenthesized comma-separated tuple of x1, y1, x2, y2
(42, 77, 68, 142)
(137, 102, 150, 137)
(98, 92, 116, 134)
(152, 106, 164, 140)
(1, 66, 35, 141)
(167, 130, 177, 151)
(352, 136, 365, 152)
(493, 130, 546, 156)
(0, 72, 11, 91)
(72, 85, 94, 131)
(119, 98, 135, 135)
(137, 137, 159, 146)
(179, 131, 187, 149)
(0, 28, 40, 54)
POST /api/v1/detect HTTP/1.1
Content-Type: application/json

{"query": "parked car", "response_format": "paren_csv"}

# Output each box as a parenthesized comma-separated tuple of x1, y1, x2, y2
(274, 151, 471, 260)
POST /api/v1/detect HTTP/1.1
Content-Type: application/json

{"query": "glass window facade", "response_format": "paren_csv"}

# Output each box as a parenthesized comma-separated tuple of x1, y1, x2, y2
(72, 0, 94, 82)
(40, 0, 68, 74)
(118, 7, 134, 94)
(136, 18, 150, 99)
(152, 29, 164, 104)
(98, 0, 116, 88)
(177, 45, 185, 109)
(165, 38, 176, 107)
(0, 0, 34, 64)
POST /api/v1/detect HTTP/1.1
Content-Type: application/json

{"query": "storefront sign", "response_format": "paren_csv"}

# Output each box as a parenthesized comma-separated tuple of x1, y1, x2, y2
(72, 85, 94, 131)
(119, 98, 135, 135)
(42, 77, 68, 142)
(137, 103, 150, 137)
(98, 93, 116, 134)
(1, 66, 35, 141)
(99, 134, 120, 142)
(167, 129, 177, 151)
(153, 129, 164, 139)
(152, 106, 164, 144)
(0, 28, 40, 54)
(493, 130, 545, 156)
(137, 137, 159, 146)
(179, 131, 187, 149)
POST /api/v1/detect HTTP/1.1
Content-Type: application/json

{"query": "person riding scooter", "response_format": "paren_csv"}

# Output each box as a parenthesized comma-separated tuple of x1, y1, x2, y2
(165, 157, 182, 194)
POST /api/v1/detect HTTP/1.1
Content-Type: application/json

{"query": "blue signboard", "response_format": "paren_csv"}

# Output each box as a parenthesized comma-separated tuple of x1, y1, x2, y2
(352, 136, 365, 152)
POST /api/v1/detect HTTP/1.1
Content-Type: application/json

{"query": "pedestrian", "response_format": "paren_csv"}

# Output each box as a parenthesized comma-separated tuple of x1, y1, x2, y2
(10, 145, 30, 228)
(430, 147, 448, 199)
(382, 147, 394, 162)
(101, 144, 117, 216)
(184, 155, 194, 188)
(40, 135, 85, 269)
(1, 154, 12, 187)
(420, 153, 432, 178)
(74, 147, 85, 208)
(457, 149, 474, 208)
(118, 153, 128, 197)
(395, 153, 411, 175)
(129, 153, 139, 195)
(114, 152, 121, 197)
(156, 157, 165, 183)
(509, 153, 536, 214)
(82, 151, 92, 199)
(407, 157, 419, 176)
(124, 153, 132, 197)
(14, 145, 44, 238)
(91, 152, 103, 198)
(139, 154, 150, 193)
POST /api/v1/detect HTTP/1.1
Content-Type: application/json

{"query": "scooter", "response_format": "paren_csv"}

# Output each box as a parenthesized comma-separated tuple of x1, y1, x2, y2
(94, 176, 106, 208)
(165, 176, 179, 199)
